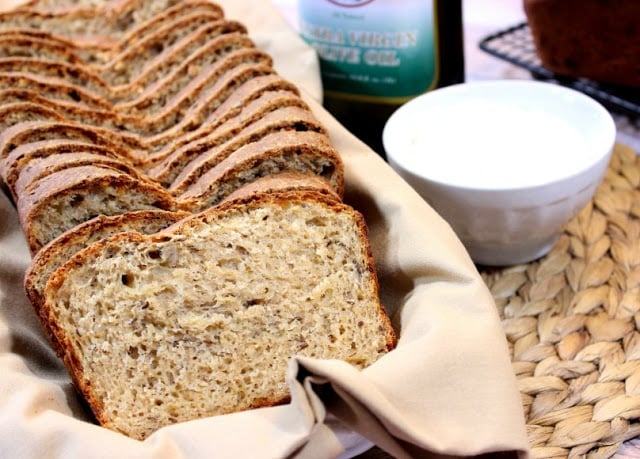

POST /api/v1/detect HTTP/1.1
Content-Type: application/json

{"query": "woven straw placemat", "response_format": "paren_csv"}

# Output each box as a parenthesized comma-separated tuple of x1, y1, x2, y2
(480, 143, 640, 458)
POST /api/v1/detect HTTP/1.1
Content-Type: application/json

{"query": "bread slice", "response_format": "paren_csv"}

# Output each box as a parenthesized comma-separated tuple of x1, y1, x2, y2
(178, 131, 345, 211)
(0, 34, 85, 64)
(163, 106, 328, 191)
(0, 60, 110, 95)
(221, 171, 341, 204)
(0, 10, 119, 51)
(98, 12, 230, 86)
(17, 164, 177, 253)
(144, 76, 302, 164)
(0, 28, 103, 64)
(0, 0, 183, 49)
(0, 139, 134, 193)
(0, 102, 67, 133)
(0, 72, 111, 109)
(42, 189, 396, 440)
(147, 102, 319, 186)
(0, 99, 133, 137)
(12, 152, 144, 200)
(105, 25, 251, 101)
(24, 209, 190, 352)
(0, 121, 147, 163)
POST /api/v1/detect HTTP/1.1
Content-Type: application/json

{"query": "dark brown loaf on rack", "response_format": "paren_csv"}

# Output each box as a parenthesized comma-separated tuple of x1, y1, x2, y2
(0, 0, 396, 441)
(524, 0, 640, 87)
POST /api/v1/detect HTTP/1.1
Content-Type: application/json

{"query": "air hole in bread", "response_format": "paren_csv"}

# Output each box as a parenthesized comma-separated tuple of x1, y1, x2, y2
(305, 216, 327, 227)
(128, 346, 139, 359)
(69, 89, 81, 102)
(121, 273, 134, 287)
(243, 298, 264, 308)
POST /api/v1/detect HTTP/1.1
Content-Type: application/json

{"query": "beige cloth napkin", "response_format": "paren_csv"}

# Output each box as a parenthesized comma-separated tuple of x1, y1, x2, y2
(0, 1, 530, 457)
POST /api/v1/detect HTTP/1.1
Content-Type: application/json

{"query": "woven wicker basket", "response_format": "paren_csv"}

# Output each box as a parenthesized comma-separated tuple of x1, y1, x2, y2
(481, 143, 640, 458)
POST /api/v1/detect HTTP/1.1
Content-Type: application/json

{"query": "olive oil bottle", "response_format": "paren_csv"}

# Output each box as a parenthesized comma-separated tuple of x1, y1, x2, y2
(299, 0, 465, 158)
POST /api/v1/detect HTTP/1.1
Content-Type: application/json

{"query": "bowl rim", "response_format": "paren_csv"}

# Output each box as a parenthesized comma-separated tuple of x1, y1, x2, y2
(382, 79, 617, 192)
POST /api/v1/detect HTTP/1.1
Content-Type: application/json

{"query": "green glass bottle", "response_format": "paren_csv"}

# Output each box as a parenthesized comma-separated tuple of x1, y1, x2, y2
(299, 0, 465, 158)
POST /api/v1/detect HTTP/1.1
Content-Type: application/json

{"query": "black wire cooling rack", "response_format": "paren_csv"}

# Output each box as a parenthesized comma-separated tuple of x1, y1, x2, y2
(478, 22, 640, 119)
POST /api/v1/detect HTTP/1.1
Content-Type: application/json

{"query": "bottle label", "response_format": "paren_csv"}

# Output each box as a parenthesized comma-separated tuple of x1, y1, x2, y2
(299, 0, 438, 103)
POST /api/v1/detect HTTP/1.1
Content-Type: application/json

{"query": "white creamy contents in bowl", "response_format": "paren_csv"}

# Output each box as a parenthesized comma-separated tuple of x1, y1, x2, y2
(405, 97, 591, 189)
(384, 80, 615, 192)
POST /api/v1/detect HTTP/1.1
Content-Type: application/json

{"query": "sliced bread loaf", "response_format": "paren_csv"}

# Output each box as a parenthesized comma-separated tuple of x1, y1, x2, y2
(115, 48, 273, 118)
(42, 189, 395, 440)
(134, 61, 276, 147)
(0, 0, 182, 49)
(113, 0, 224, 55)
(17, 164, 177, 253)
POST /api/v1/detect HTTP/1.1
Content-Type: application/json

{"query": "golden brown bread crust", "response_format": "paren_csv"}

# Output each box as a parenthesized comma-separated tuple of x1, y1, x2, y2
(525, 0, 640, 87)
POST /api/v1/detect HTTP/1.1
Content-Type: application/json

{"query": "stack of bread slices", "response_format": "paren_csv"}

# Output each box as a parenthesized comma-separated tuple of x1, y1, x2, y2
(0, 0, 396, 441)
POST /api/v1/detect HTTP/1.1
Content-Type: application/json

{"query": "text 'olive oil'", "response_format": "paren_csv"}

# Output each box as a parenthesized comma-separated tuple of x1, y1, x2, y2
(299, 0, 465, 157)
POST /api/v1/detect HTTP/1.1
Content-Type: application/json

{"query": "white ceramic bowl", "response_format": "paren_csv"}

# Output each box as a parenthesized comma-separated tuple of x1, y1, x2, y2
(382, 80, 616, 266)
